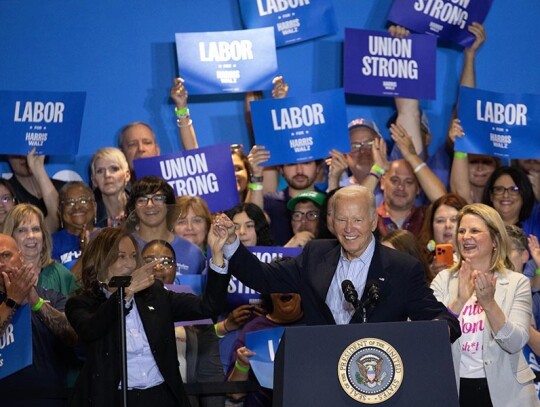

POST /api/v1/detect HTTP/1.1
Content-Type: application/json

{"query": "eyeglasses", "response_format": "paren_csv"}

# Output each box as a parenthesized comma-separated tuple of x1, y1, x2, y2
(143, 256, 175, 268)
(0, 195, 14, 205)
(491, 186, 520, 196)
(62, 196, 94, 207)
(135, 194, 167, 207)
(291, 210, 320, 221)
(350, 140, 374, 151)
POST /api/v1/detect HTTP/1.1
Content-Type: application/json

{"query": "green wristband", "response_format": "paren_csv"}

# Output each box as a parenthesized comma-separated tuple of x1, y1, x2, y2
(235, 360, 250, 373)
(454, 152, 467, 159)
(371, 164, 385, 176)
(31, 297, 44, 312)
(535, 269, 540, 276)
(175, 107, 189, 117)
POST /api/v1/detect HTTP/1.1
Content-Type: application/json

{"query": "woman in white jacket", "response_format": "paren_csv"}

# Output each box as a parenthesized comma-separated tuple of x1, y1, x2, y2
(431, 203, 538, 407)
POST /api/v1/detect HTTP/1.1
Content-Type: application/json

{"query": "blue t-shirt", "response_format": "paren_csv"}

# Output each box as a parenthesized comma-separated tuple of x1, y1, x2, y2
(52, 229, 81, 270)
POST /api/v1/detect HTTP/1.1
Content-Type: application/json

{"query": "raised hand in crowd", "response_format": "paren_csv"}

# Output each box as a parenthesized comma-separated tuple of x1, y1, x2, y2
(25, 148, 60, 233)
(390, 123, 446, 202)
(326, 149, 349, 192)
(170, 77, 198, 150)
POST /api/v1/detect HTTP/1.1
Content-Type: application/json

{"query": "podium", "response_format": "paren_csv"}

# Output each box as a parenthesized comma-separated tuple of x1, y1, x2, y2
(273, 320, 458, 406)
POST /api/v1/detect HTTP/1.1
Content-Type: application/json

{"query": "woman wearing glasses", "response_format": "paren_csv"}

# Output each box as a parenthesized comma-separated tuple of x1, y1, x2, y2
(482, 166, 540, 238)
(51, 181, 98, 270)
(126, 176, 206, 281)
(141, 239, 225, 407)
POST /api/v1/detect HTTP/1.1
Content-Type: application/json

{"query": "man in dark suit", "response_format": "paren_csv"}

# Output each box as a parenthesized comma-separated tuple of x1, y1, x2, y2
(213, 185, 460, 342)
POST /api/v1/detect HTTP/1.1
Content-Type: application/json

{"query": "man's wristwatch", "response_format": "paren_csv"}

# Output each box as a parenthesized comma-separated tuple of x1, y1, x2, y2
(5, 297, 21, 311)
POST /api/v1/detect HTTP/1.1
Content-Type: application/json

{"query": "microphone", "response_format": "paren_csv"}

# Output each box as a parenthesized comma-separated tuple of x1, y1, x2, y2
(364, 281, 380, 306)
(341, 280, 360, 309)
(360, 281, 380, 323)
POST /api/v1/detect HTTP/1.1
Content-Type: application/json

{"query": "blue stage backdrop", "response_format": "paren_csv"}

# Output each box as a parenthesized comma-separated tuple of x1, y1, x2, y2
(1, 0, 539, 181)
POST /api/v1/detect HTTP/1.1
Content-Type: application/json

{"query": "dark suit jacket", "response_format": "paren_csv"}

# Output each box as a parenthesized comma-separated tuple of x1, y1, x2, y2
(228, 239, 460, 342)
(65, 271, 229, 407)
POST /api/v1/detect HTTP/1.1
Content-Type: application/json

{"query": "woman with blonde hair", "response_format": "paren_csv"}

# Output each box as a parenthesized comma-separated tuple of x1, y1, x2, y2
(90, 147, 130, 227)
(430, 203, 538, 406)
(3, 203, 78, 297)
(173, 195, 212, 254)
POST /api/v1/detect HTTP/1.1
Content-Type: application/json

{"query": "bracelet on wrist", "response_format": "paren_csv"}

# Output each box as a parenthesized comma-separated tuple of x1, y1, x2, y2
(223, 319, 231, 333)
(31, 297, 45, 312)
(413, 162, 427, 174)
(248, 183, 263, 191)
(175, 107, 189, 118)
(535, 269, 540, 276)
(177, 118, 193, 128)
(453, 152, 467, 159)
(250, 175, 264, 183)
(214, 323, 225, 338)
(371, 164, 385, 176)
(367, 172, 380, 180)
(235, 360, 250, 373)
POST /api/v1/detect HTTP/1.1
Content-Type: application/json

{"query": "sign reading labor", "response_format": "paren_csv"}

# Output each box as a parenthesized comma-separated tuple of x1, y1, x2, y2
(250, 89, 350, 166)
(175, 27, 278, 94)
(457, 86, 540, 159)
(238, 0, 337, 47)
(0, 90, 86, 155)
(0, 305, 32, 380)
(344, 28, 436, 99)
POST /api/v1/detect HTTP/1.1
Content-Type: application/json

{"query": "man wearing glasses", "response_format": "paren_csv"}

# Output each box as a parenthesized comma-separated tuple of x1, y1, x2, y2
(284, 190, 325, 248)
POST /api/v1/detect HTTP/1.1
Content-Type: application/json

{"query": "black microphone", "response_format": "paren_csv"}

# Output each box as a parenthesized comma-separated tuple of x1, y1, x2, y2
(365, 281, 380, 306)
(360, 281, 380, 323)
(341, 280, 360, 309)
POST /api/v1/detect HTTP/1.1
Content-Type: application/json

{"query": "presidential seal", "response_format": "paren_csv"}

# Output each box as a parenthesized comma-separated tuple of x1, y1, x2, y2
(337, 338, 403, 404)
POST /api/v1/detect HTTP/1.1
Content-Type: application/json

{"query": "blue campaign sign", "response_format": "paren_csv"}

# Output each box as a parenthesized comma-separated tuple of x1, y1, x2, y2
(175, 27, 278, 95)
(225, 246, 302, 313)
(0, 90, 86, 156)
(246, 327, 285, 389)
(250, 88, 350, 166)
(133, 144, 239, 213)
(344, 28, 436, 99)
(238, 0, 337, 48)
(456, 87, 540, 160)
(0, 305, 32, 380)
(388, 0, 493, 47)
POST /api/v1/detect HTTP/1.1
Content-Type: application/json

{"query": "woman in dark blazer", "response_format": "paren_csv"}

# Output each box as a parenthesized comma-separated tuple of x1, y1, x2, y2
(65, 227, 229, 406)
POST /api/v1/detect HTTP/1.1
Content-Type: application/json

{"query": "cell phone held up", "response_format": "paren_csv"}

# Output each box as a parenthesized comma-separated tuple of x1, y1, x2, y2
(435, 244, 454, 267)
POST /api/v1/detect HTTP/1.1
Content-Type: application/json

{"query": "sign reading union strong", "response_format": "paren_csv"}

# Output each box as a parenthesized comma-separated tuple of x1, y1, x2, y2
(338, 338, 404, 404)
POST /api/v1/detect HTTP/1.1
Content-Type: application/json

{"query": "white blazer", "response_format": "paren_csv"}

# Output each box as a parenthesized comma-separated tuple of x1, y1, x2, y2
(431, 269, 539, 407)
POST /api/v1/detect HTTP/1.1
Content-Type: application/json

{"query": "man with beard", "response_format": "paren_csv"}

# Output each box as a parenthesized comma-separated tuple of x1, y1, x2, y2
(263, 160, 325, 245)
